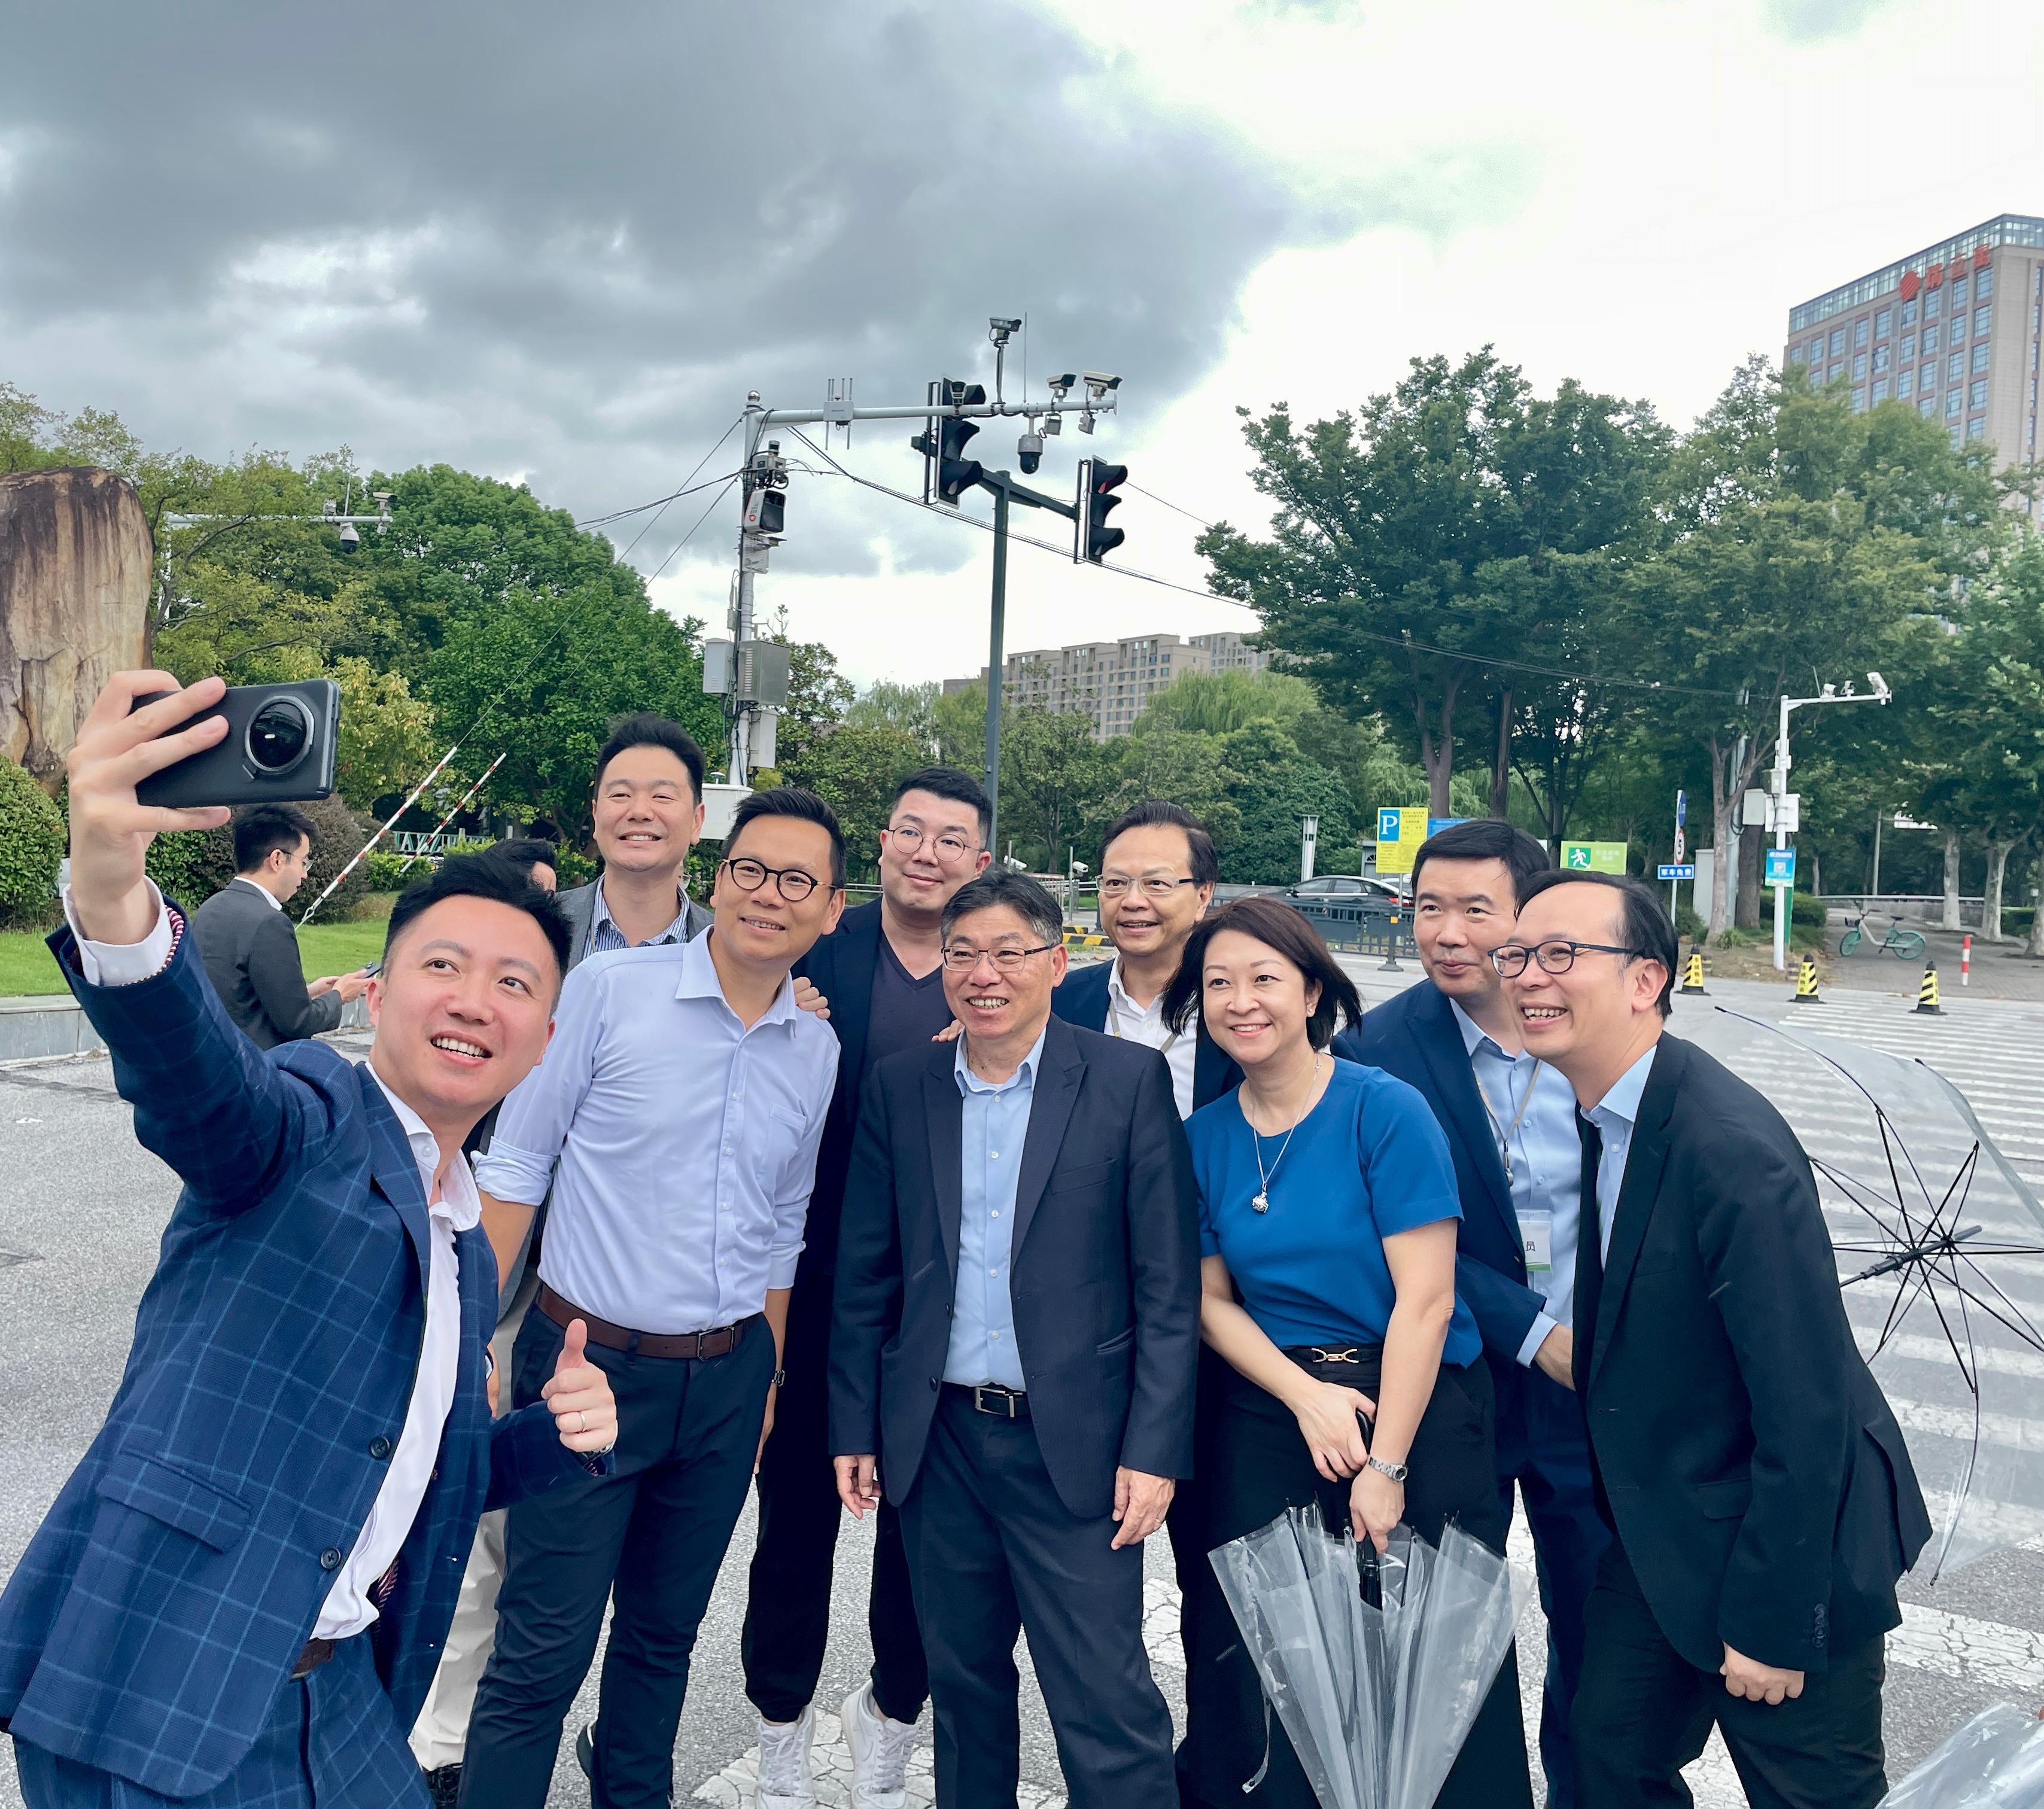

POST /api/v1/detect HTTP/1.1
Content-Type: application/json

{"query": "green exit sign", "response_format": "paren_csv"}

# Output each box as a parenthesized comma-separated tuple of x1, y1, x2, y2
(1561, 842, 1628, 874)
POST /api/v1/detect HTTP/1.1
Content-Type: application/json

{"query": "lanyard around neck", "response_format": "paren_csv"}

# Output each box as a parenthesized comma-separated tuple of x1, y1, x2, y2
(1106, 981, 1179, 1055)
(1471, 1053, 1542, 1189)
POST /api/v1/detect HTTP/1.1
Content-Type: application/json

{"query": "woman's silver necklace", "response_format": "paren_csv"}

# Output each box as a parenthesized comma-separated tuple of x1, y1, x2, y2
(1250, 1055, 1323, 1212)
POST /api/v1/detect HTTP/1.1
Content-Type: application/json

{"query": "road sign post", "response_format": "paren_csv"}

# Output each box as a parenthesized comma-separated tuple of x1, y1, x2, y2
(1374, 806, 1428, 875)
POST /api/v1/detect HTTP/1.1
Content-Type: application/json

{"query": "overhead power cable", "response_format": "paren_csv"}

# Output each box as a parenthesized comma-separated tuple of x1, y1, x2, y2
(778, 427, 1736, 699)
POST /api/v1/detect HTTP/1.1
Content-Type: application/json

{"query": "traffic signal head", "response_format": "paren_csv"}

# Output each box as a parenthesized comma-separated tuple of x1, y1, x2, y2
(1076, 458, 1127, 564)
(910, 379, 986, 505)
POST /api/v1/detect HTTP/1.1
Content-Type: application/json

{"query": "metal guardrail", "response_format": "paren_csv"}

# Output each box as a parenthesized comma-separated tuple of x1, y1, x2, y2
(1289, 899, 1414, 964)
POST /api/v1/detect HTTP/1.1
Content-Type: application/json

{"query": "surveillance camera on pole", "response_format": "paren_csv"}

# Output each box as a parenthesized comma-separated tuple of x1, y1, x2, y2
(337, 522, 360, 554)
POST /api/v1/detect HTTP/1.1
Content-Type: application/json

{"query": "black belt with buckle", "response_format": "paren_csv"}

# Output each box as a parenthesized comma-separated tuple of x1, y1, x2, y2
(948, 1382, 1030, 1420)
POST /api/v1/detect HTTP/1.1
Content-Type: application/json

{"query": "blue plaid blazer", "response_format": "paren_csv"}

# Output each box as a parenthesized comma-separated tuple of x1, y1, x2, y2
(0, 913, 604, 1797)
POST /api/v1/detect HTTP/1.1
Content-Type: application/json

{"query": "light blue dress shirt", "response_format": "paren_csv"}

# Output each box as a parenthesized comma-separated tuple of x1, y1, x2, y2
(944, 1026, 1047, 1390)
(1583, 1043, 1660, 1263)
(1450, 1001, 1585, 1365)
(477, 931, 838, 1335)
(588, 879, 695, 952)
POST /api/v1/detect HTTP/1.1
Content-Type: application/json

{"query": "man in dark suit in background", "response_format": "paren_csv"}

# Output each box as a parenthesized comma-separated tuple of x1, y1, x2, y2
(741, 764, 991, 1807)
(1333, 819, 1603, 1807)
(831, 870, 1199, 1809)
(1051, 800, 1239, 1117)
(192, 802, 370, 1047)
(1500, 871, 1930, 1809)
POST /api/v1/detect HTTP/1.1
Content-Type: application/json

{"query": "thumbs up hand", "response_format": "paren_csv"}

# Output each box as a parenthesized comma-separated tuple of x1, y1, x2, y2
(541, 1320, 617, 1454)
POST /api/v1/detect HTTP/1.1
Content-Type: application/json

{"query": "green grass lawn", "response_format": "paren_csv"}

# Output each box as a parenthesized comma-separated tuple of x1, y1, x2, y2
(0, 900, 396, 997)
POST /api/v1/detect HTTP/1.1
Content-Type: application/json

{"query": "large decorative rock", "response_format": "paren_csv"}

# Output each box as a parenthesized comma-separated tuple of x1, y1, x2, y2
(0, 466, 152, 793)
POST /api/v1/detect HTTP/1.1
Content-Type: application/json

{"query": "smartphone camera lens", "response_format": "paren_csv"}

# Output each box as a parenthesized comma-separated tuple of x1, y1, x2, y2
(246, 699, 312, 775)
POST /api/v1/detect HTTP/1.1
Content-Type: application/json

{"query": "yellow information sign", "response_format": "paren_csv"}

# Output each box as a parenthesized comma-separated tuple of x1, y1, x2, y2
(1373, 806, 1428, 875)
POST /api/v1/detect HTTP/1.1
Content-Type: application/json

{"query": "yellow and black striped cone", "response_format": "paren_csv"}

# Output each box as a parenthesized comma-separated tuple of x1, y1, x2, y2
(1915, 961, 1944, 1015)
(1791, 956, 1821, 1004)
(1677, 946, 1708, 995)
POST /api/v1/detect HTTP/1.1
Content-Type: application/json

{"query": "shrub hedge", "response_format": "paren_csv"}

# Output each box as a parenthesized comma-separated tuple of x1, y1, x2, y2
(0, 759, 63, 929)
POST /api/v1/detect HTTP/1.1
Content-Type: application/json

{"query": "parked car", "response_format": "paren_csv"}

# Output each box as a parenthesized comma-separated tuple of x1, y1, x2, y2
(1285, 873, 1409, 906)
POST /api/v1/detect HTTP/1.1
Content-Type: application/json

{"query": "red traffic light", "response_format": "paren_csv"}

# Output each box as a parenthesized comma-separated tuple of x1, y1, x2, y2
(1077, 459, 1127, 564)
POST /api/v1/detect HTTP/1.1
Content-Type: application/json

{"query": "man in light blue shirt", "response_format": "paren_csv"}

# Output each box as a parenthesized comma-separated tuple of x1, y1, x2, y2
(1582, 1043, 1657, 1265)
(461, 788, 846, 1809)
(945, 1027, 1047, 1391)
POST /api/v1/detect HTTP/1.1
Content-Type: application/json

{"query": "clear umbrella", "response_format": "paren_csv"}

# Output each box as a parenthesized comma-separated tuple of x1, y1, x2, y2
(1209, 1503, 1524, 1809)
(1726, 1011, 2044, 1578)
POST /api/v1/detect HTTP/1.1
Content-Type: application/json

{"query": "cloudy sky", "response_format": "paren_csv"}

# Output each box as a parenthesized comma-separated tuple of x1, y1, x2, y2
(5, 0, 2042, 686)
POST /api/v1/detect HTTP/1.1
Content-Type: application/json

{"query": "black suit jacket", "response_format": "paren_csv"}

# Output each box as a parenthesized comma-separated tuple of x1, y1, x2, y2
(829, 1014, 1201, 1520)
(794, 897, 887, 1278)
(1333, 983, 1548, 1366)
(1577, 1033, 1931, 1675)
(190, 878, 342, 1050)
(1050, 956, 1242, 1111)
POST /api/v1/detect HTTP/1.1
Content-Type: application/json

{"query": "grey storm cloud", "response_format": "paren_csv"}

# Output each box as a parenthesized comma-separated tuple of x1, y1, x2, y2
(0, 2, 1507, 580)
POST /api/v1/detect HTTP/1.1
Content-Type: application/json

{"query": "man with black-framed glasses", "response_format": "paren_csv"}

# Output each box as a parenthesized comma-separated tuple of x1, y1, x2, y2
(460, 789, 847, 1809)
(1501, 872, 1926, 1809)
(831, 869, 1199, 1809)
(741, 765, 991, 1808)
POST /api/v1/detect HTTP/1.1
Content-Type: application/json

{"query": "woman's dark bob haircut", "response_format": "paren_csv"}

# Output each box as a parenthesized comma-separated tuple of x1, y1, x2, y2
(1161, 895, 1362, 1052)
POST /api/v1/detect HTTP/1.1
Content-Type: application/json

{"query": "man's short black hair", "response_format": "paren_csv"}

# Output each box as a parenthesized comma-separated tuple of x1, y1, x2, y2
(384, 852, 572, 989)
(233, 803, 316, 874)
(941, 870, 1064, 948)
(1100, 799, 1219, 889)
(593, 713, 706, 802)
(726, 787, 846, 890)
(1410, 818, 1553, 904)
(489, 836, 556, 879)
(1516, 869, 1678, 1017)
(892, 766, 992, 849)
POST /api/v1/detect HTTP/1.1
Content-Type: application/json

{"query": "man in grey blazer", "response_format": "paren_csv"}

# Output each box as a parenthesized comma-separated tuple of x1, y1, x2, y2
(191, 803, 370, 1049)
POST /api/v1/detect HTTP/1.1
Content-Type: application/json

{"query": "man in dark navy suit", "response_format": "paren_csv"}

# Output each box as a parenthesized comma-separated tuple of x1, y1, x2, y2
(1333, 818, 1604, 1808)
(0, 672, 615, 1809)
(1050, 800, 1239, 1116)
(740, 765, 993, 1808)
(831, 870, 1199, 1809)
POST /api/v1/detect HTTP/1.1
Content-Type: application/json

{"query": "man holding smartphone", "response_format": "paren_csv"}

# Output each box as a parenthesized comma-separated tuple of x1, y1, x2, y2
(193, 802, 371, 1048)
(0, 672, 619, 1809)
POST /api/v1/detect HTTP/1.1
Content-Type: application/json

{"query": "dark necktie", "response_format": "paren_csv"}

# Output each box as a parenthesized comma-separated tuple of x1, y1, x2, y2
(1574, 1114, 1604, 1395)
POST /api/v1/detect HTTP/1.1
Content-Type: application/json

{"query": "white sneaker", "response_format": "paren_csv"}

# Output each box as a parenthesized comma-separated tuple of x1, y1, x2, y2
(755, 1705, 817, 1808)
(840, 1680, 917, 1809)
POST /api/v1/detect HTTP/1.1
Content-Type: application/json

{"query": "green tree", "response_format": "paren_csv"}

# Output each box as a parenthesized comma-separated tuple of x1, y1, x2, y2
(998, 708, 1114, 869)
(933, 681, 988, 773)
(1111, 728, 1241, 853)
(780, 723, 929, 878)
(768, 634, 856, 775)
(1201, 351, 1668, 818)
(0, 756, 63, 928)
(847, 680, 941, 754)
(1218, 719, 1357, 884)
(1135, 668, 1319, 739)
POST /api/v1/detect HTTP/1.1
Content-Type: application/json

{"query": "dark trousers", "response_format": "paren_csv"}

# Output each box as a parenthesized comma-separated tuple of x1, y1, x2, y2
(1492, 1359, 1608, 1809)
(13, 1634, 418, 1808)
(458, 1306, 773, 1809)
(899, 1388, 1177, 1809)
(1179, 1356, 1532, 1809)
(741, 1272, 928, 1725)
(1573, 1540, 1888, 1809)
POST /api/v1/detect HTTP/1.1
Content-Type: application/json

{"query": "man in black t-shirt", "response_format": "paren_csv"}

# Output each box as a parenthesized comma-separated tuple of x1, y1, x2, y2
(741, 766, 992, 1809)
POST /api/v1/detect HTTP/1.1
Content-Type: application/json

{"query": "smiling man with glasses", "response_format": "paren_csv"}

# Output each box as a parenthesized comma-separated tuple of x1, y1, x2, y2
(741, 765, 992, 1808)
(460, 788, 846, 1809)
(831, 869, 1199, 1809)
(1502, 872, 1926, 1809)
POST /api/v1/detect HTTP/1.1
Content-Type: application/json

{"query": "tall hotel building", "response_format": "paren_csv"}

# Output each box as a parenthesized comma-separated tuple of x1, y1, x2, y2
(1784, 212, 2043, 475)
(945, 630, 1271, 741)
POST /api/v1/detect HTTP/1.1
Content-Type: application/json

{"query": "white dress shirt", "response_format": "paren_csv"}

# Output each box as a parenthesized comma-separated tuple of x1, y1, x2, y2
(477, 932, 838, 1334)
(234, 874, 284, 911)
(1105, 959, 1197, 1120)
(1449, 1000, 1585, 1366)
(1584, 1043, 1660, 1263)
(63, 882, 471, 1640)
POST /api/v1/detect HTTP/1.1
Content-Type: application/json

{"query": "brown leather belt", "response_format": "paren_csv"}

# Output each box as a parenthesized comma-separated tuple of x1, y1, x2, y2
(290, 1638, 334, 1680)
(538, 1283, 750, 1360)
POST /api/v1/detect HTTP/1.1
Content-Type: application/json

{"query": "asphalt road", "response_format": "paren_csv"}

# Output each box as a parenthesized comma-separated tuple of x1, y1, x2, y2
(2, 972, 2041, 1807)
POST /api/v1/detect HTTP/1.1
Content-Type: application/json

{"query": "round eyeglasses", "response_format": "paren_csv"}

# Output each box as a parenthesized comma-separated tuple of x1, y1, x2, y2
(1489, 939, 1641, 978)
(722, 857, 822, 903)
(886, 824, 977, 864)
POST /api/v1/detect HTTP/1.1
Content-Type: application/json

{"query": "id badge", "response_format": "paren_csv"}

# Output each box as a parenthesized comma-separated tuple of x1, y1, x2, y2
(1519, 1211, 1554, 1275)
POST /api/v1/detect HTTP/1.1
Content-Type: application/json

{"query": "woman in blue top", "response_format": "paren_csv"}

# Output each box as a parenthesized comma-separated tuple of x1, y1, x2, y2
(1160, 897, 1530, 1809)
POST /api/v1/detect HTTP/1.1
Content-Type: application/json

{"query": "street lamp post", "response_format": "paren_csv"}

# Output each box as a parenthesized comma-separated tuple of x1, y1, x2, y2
(1770, 672, 1891, 971)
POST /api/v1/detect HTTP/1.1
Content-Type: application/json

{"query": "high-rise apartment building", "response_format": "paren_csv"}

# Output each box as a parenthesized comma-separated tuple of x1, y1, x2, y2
(944, 629, 1272, 741)
(1784, 212, 2044, 475)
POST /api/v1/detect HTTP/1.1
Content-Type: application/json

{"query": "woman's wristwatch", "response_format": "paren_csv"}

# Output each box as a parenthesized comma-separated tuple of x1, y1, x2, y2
(1365, 1455, 1409, 1483)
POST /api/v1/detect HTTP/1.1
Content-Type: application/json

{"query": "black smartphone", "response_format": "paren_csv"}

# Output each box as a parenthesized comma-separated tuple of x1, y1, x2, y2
(131, 680, 341, 809)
